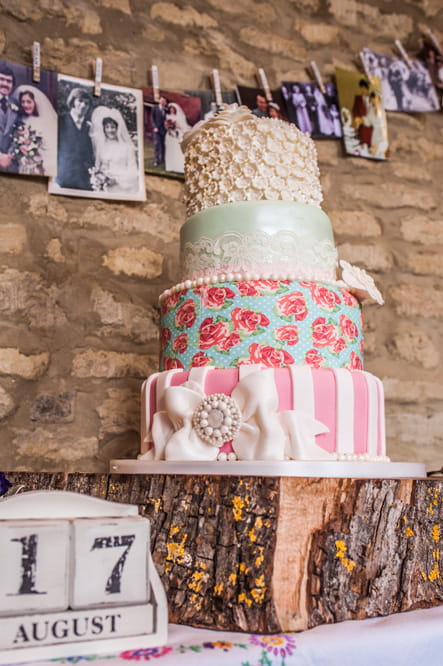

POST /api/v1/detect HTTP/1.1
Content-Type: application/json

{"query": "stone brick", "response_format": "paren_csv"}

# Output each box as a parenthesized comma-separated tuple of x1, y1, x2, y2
(327, 0, 413, 36)
(341, 183, 436, 210)
(0, 348, 49, 379)
(72, 349, 156, 379)
(12, 428, 99, 464)
(27, 192, 69, 223)
(78, 201, 181, 243)
(293, 19, 340, 44)
(145, 176, 183, 200)
(102, 247, 163, 278)
(390, 162, 431, 183)
(239, 27, 305, 60)
(0, 386, 14, 420)
(65, 7, 102, 33)
(0, 224, 26, 254)
(99, 0, 131, 13)
(420, 0, 443, 17)
(400, 217, 443, 245)
(91, 287, 159, 343)
(30, 392, 74, 423)
(316, 142, 340, 166)
(96, 388, 140, 437)
(330, 211, 382, 237)
(386, 409, 443, 449)
(390, 135, 443, 161)
(150, 3, 218, 28)
(205, 0, 277, 21)
(337, 242, 392, 271)
(141, 24, 166, 42)
(183, 33, 256, 80)
(389, 327, 440, 369)
(0, 29, 5, 53)
(383, 377, 443, 403)
(390, 285, 443, 319)
(398, 250, 443, 277)
(0, 269, 67, 330)
(45, 238, 65, 263)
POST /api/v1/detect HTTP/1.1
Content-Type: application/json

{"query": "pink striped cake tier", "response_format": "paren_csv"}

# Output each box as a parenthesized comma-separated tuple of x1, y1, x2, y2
(139, 365, 387, 463)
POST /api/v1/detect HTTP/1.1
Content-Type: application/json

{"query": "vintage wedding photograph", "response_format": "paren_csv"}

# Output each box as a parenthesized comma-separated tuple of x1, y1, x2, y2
(281, 81, 342, 138)
(235, 85, 288, 121)
(143, 88, 201, 179)
(360, 47, 439, 112)
(335, 68, 389, 160)
(49, 74, 145, 201)
(0, 58, 58, 177)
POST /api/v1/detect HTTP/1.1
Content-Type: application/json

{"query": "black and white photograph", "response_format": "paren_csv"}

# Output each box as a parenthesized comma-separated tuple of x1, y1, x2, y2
(360, 47, 440, 112)
(281, 81, 342, 138)
(235, 85, 288, 121)
(143, 88, 201, 179)
(419, 39, 443, 108)
(0, 58, 57, 177)
(335, 68, 389, 160)
(49, 74, 145, 201)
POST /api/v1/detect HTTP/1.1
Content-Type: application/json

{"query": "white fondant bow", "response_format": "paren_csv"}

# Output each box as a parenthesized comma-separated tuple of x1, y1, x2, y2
(140, 369, 331, 462)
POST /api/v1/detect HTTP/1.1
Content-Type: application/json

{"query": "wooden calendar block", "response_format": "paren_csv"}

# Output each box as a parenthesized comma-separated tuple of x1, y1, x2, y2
(0, 520, 70, 616)
(70, 516, 149, 609)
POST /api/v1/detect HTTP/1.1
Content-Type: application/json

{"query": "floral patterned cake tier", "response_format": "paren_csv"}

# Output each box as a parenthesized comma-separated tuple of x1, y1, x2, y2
(159, 279, 363, 371)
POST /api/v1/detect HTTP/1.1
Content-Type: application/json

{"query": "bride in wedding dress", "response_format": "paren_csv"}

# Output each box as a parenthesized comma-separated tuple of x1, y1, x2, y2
(90, 105, 138, 193)
(164, 102, 190, 173)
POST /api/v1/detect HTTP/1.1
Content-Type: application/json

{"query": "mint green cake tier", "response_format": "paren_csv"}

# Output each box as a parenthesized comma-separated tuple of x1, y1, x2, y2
(180, 201, 338, 282)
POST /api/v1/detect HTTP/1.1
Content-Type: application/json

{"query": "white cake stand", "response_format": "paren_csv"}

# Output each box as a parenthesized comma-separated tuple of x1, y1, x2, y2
(109, 459, 427, 479)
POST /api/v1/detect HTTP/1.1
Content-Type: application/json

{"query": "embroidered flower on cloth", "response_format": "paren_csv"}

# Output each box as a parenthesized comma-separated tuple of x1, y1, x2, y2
(250, 633, 297, 658)
(339, 260, 384, 305)
(119, 646, 173, 660)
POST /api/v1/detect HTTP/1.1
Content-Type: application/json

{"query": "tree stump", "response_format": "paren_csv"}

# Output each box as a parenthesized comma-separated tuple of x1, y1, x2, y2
(4, 472, 443, 633)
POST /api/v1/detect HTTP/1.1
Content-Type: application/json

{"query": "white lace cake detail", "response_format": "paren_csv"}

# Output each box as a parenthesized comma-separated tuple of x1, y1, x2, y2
(183, 105, 323, 217)
(181, 232, 338, 281)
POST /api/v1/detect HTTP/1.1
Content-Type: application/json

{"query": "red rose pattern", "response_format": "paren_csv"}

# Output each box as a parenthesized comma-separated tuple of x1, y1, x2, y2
(201, 286, 235, 309)
(340, 315, 359, 341)
(231, 307, 270, 333)
(199, 317, 232, 350)
(277, 292, 308, 320)
(163, 357, 184, 370)
(174, 299, 196, 329)
(161, 281, 363, 369)
(309, 285, 341, 311)
(311, 317, 339, 348)
(346, 351, 363, 370)
(275, 325, 299, 346)
(191, 352, 213, 367)
(305, 349, 325, 368)
(160, 327, 171, 350)
(172, 332, 188, 353)
(241, 343, 295, 368)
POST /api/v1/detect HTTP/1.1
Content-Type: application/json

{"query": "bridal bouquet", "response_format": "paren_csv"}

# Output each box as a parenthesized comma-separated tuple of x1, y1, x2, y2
(89, 165, 113, 191)
(10, 122, 44, 174)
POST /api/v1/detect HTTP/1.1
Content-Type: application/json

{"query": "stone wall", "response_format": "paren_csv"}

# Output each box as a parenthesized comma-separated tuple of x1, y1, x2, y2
(0, 0, 441, 472)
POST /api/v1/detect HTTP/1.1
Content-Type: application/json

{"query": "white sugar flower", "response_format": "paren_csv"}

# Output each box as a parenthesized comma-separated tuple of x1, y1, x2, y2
(339, 260, 384, 304)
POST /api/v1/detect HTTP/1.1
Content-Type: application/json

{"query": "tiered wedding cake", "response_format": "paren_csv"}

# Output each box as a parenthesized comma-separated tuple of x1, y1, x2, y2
(136, 106, 391, 466)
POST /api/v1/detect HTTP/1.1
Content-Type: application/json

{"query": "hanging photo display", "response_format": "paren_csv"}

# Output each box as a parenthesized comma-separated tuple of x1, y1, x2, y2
(185, 89, 237, 120)
(235, 85, 288, 120)
(49, 74, 145, 201)
(281, 81, 342, 138)
(360, 47, 439, 112)
(419, 39, 443, 108)
(335, 68, 389, 160)
(143, 88, 201, 179)
(0, 58, 57, 177)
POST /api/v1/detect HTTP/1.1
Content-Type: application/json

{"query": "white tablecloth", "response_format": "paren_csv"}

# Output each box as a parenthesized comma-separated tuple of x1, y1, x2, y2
(9, 605, 443, 666)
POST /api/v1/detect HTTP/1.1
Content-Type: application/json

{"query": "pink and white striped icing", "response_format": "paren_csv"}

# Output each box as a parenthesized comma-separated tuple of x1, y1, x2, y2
(140, 365, 387, 462)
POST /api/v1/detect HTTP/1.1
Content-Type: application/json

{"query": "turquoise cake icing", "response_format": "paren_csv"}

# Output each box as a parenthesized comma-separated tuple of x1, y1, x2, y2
(180, 201, 338, 282)
(159, 278, 363, 371)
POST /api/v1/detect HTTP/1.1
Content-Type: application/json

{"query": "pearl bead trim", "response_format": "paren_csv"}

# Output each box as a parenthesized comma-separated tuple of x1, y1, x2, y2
(192, 393, 241, 447)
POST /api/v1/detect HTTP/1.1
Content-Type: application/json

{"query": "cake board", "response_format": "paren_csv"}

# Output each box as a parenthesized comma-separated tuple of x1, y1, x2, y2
(5, 469, 442, 635)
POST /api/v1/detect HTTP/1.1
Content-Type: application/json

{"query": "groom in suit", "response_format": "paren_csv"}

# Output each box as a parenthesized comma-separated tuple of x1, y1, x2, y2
(0, 64, 18, 170)
(151, 95, 168, 167)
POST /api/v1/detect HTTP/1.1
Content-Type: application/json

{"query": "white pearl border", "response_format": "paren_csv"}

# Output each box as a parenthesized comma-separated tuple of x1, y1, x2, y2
(159, 271, 341, 303)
